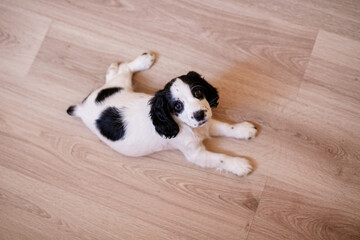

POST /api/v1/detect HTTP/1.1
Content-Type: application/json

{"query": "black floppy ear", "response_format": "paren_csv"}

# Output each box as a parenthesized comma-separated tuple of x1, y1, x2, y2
(149, 90, 179, 139)
(187, 71, 219, 108)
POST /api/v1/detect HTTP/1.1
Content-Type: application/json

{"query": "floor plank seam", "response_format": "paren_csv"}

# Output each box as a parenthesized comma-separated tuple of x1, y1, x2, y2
(26, 18, 54, 77)
(244, 176, 269, 240)
(302, 29, 322, 80)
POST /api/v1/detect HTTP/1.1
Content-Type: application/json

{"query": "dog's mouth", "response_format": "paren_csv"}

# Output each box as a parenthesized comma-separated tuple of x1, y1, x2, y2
(198, 119, 208, 127)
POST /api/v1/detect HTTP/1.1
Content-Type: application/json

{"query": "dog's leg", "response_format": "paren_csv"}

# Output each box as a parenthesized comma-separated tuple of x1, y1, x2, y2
(105, 52, 155, 90)
(127, 52, 156, 72)
(105, 62, 121, 83)
(179, 143, 252, 176)
(209, 119, 257, 140)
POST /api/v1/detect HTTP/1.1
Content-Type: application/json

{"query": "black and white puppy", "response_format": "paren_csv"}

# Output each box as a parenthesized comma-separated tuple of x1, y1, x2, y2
(67, 53, 257, 176)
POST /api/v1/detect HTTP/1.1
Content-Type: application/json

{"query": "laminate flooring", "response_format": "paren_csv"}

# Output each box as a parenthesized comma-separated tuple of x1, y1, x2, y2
(0, 0, 359, 239)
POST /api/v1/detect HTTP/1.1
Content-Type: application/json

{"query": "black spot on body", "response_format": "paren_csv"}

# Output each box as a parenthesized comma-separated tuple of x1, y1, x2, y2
(96, 87, 122, 103)
(96, 107, 126, 141)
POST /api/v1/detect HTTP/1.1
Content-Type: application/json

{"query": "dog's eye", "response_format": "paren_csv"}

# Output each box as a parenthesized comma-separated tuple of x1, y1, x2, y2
(174, 101, 183, 112)
(193, 89, 204, 99)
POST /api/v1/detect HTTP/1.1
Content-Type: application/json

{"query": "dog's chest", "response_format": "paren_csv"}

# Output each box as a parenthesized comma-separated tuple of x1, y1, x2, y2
(180, 123, 210, 143)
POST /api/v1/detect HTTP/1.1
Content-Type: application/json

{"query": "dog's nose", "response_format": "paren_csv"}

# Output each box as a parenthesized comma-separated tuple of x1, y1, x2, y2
(193, 110, 205, 121)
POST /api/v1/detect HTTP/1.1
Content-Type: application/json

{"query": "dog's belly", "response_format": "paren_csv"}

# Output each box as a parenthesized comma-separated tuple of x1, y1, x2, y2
(79, 92, 170, 157)
(106, 137, 170, 157)
(105, 113, 171, 157)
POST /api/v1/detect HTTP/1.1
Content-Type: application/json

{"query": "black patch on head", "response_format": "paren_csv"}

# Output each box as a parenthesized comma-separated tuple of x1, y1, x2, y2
(96, 107, 126, 141)
(67, 105, 76, 116)
(95, 87, 122, 104)
(149, 80, 179, 139)
(179, 71, 219, 108)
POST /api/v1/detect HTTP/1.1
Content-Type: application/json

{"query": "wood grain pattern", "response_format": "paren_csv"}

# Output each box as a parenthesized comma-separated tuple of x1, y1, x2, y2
(0, 4, 51, 76)
(1, 0, 360, 239)
(247, 178, 360, 240)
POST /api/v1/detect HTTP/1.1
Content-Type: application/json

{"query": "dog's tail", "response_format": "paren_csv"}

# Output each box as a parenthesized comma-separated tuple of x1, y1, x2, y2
(66, 105, 80, 117)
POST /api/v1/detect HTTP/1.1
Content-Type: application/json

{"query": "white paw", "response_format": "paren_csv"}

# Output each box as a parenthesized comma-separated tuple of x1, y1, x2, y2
(129, 52, 156, 72)
(106, 62, 120, 82)
(231, 121, 257, 140)
(218, 157, 252, 176)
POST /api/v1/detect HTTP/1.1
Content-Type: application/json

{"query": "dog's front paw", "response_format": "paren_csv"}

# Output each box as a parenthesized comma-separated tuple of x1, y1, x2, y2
(231, 121, 257, 140)
(218, 157, 252, 176)
(129, 52, 156, 72)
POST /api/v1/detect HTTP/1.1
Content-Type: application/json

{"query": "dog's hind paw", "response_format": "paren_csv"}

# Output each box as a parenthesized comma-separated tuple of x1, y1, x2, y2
(129, 52, 156, 72)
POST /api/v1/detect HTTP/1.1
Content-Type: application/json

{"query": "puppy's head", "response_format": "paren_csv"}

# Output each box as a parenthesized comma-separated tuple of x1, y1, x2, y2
(150, 71, 219, 138)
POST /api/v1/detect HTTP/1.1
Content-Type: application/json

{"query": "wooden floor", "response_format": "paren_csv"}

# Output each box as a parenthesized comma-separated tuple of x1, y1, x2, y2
(1, 0, 360, 239)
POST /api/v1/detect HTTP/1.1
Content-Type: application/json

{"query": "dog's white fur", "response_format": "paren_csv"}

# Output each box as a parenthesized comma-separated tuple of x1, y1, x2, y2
(68, 53, 257, 176)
